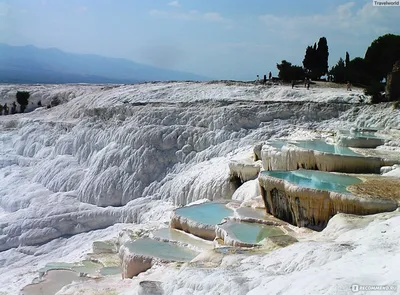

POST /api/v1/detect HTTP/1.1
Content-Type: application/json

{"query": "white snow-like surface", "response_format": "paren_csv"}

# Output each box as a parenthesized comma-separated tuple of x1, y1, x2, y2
(0, 81, 400, 294)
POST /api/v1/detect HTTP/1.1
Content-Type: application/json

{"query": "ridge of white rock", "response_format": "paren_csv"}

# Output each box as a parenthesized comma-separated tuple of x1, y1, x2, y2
(228, 151, 262, 183)
(1, 82, 400, 293)
(261, 144, 386, 173)
(170, 210, 217, 241)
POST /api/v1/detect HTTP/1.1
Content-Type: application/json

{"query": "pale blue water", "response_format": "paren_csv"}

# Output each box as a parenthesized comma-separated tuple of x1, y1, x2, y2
(21, 270, 86, 295)
(152, 228, 213, 250)
(38, 260, 102, 275)
(99, 266, 121, 276)
(292, 139, 360, 156)
(261, 170, 362, 194)
(224, 221, 284, 244)
(267, 140, 287, 150)
(175, 202, 233, 225)
(236, 207, 269, 220)
(125, 238, 198, 261)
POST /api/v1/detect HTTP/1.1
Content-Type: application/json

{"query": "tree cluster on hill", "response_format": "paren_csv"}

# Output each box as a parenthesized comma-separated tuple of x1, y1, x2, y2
(0, 91, 30, 116)
(329, 34, 400, 103)
(277, 37, 329, 83)
(275, 34, 400, 103)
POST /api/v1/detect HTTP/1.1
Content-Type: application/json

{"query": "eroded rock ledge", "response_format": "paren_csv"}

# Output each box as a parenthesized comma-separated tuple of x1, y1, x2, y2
(170, 211, 217, 241)
(258, 173, 399, 231)
(261, 144, 385, 173)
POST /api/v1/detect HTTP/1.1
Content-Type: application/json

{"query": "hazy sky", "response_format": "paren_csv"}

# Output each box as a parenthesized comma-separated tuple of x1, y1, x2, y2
(0, 0, 399, 80)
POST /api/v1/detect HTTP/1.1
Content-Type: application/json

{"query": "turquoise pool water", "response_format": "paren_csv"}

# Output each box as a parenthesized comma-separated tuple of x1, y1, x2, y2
(125, 238, 198, 262)
(261, 170, 362, 194)
(223, 221, 284, 244)
(175, 202, 233, 225)
(236, 207, 269, 221)
(21, 270, 86, 295)
(99, 266, 121, 276)
(152, 228, 213, 250)
(292, 139, 360, 156)
(266, 140, 287, 150)
(38, 260, 102, 275)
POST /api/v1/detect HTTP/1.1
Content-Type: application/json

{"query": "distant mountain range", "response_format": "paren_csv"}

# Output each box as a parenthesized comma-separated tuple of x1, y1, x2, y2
(0, 44, 209, 84)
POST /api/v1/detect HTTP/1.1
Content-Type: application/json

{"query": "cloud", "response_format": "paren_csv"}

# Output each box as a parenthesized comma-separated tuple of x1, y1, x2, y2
(203, 12, 228, 23)
(258, 1, 396, 39)
(149, 9, 231, 24)
(77, 6, 88, 13)
(0, 1, 10, 16)
(214, 42, 271, 52)
(168, 1, 180, 7)
(149, 9, 195, 21)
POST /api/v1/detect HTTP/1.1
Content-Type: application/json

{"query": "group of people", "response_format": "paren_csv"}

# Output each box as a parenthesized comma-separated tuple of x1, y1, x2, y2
(291, 78, 310, 89)
(256, 72, 273, 84)
(257, 74, 352, 91)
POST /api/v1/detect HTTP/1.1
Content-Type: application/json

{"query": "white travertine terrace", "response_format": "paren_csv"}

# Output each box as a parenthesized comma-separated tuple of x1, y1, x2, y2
(258, 173, 399, 230)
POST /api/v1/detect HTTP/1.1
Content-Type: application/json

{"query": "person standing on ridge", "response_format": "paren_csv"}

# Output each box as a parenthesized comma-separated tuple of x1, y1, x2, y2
(263, 74, 267, 84)
(305, 78, 310, 89)
(347, 81, 352, 91)
(269, 72, 272, 80)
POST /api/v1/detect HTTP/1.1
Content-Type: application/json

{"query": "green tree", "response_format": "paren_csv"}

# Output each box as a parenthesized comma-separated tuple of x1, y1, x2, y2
(345, 52, 350, 68)
(347, 57, 373, 86)
(303, 37, 329, 79)
(277, 60, 305, 82)
(316, 37, 329, 78)
(330, 58, 346, 83)
(364, 34, 400, 82)
(16, 91, 30, 113)
(303, 46, 317, 78)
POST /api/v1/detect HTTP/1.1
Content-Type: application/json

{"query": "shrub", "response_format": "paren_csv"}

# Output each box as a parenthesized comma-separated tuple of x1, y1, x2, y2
(364, 82, 385, 104)
(16, 91, 30, 113)
(393, 101, 400, 110)
(277, 60, 305, 82)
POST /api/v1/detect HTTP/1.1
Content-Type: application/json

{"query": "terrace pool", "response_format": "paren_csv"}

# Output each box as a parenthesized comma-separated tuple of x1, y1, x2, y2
(221, 221, 284, 244)
(125, 238, 198, 262)
(21, 270, 86, 295)
(261, 170, 362, 194)
(152, 228, 213, 250)
(292, 139, 360, 156)
(175, 202, 233, 225)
